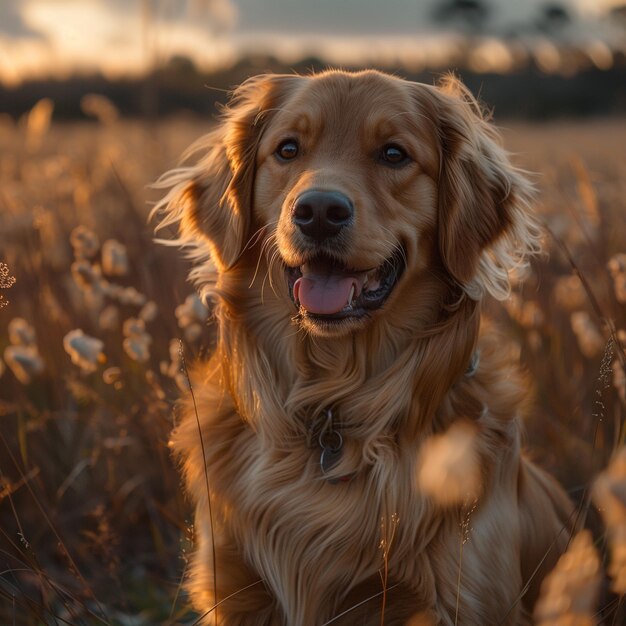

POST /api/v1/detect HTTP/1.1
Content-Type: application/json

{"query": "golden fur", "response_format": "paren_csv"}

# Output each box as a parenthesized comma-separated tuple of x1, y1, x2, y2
(154, 70, 573, 625)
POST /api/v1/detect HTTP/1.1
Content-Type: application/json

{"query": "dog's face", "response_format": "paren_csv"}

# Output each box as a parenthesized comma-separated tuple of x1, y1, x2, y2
(160, 70, 537, 339)
(254, 72, 440, 336)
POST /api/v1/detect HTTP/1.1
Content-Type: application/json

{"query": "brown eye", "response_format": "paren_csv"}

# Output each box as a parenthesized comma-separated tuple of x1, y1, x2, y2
(380, 144, 409, 166)
(276, 139, 299, 161)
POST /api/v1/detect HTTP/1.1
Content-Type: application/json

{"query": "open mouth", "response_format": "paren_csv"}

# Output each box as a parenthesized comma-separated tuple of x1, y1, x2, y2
(286, 249, 405, 323)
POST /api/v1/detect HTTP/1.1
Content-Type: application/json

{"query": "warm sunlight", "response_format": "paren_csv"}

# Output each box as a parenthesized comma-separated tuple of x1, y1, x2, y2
(1, 2, 625, 624)
(0, 0, 624, 84)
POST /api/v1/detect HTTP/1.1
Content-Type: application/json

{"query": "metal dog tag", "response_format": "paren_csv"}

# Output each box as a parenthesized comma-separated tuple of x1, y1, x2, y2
(319, 430, 343, 483)
(320, 446, 343, 478)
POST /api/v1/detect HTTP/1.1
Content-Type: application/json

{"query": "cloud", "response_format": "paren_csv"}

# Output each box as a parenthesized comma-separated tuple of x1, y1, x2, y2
(233, 0, 429, 35)
(98, 0, 237, 30)
(0, 1, 47, 39)
(231, 0, 584, 36)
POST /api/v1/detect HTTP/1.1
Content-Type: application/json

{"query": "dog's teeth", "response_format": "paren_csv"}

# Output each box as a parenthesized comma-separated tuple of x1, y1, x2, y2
(348, 284, 355, 307)
(363, 272, 374, 291)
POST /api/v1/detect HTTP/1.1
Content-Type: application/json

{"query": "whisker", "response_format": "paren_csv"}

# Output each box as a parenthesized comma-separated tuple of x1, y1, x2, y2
(260, 244, 283, 305)
(243, 219, 278, 255)
(250, 232, 278, 289)
(266, 247, 284, 300)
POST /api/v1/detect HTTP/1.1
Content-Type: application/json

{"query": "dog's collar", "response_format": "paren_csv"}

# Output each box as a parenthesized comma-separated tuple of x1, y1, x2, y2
(465, 350, 480, 377)
(314, 352, 479, 484)
(314, 409, 354, 484)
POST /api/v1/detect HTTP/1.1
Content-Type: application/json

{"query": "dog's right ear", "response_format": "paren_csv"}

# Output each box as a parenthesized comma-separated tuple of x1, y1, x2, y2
(154, 74, 298, 271)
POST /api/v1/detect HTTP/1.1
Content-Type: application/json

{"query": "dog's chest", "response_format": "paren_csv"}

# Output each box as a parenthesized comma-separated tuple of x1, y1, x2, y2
(220, 427, 437, 608)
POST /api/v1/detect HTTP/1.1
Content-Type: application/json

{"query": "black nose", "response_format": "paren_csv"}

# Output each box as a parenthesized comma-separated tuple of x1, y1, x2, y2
(292, 190, 354, 241)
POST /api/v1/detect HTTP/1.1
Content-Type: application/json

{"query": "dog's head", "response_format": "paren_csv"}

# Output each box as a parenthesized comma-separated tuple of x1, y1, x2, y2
(156, 70, 539, 338)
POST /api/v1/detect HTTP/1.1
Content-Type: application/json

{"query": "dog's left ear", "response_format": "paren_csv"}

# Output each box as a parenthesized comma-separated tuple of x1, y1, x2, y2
(417, 77, 541, 300)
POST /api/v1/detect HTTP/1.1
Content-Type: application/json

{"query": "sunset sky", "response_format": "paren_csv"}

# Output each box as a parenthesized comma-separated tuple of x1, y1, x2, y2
(0, 0, 623, 85)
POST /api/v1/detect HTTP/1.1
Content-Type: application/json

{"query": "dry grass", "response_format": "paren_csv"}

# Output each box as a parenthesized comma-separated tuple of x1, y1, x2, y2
(0, 109, 625, 624)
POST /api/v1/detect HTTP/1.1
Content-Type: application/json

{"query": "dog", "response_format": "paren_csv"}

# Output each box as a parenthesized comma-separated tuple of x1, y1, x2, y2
(155, 70, 573, 625)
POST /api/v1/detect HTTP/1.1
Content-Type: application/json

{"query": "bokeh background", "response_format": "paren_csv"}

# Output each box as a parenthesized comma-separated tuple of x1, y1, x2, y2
(2, 0, 626, 117)
(1, 1, 626, 624)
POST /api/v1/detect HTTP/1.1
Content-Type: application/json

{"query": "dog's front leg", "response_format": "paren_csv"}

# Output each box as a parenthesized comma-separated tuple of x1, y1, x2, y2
(187, 508, 282, 625)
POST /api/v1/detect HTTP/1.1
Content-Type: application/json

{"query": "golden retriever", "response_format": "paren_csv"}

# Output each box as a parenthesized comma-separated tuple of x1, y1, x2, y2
(155, 70, 573, 625)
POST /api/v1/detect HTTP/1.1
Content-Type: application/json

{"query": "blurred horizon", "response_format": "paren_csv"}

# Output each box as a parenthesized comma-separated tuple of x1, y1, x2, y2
(1, 0, 626, 87)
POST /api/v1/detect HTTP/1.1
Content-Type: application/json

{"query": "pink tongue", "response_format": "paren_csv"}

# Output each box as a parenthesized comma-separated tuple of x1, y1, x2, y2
(294, 275, 359, 315)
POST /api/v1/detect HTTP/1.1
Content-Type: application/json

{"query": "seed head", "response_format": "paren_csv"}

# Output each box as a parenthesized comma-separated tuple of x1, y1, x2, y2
(534, 530, 601, 625)
(63, 329, 105, 373)
(593, 446, 626, 594)
(8, 318, 36, 347)
(70, 225, 100, 260)
(416, 420, 481, 507)
(4, 345, 44, 384)
(101, 239, 128, 277)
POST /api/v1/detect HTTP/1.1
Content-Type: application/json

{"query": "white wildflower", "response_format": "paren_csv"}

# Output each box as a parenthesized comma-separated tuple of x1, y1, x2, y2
(416, 420, 480, 507)
(99, 305, 120, 331)
(570, 311, 604, 359)
(122, 317, 152, 363)
(70, 225, 100, 260)
(534, 530, 601, 625)
(175, 294, 208, 342)
(71, 260, 102, 293)
(118, 286, 146, 307)
(175, 294, 208, 327)
(101, 239, 128, 277)
(4, 345, 44, 384)
(63, 329, 105, 373)
(8, 318, 36, 346)
(123, 336, 151, 363)
(593, 446, 626, 595)
(101, 283, 146, 307)
(102, 282, 123, 299)
(123, 317, 146, 338)
(139, 300, 158, 323)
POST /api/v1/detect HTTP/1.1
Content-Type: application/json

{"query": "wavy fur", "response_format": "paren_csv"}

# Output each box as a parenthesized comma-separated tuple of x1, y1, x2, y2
(154, 70, 571, 625)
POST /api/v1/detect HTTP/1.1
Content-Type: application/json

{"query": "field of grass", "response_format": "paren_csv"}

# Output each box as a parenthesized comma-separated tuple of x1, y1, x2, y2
(0, 108, 625, 624)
